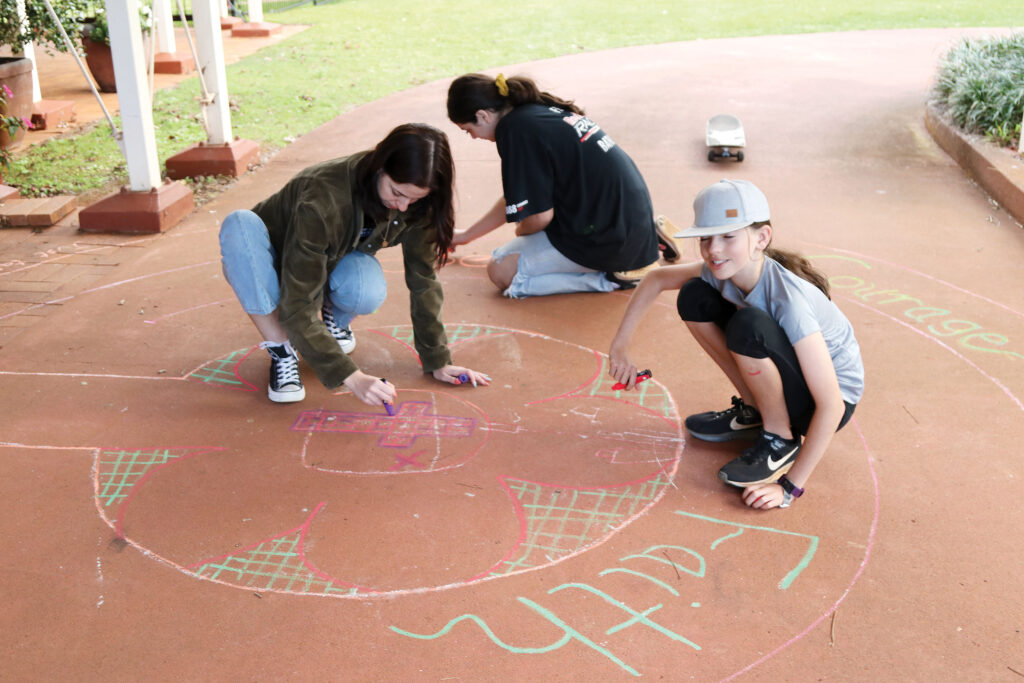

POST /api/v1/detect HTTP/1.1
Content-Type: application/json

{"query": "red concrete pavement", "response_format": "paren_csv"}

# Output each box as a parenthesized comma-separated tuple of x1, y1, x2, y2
(1, 28, 1022, 680)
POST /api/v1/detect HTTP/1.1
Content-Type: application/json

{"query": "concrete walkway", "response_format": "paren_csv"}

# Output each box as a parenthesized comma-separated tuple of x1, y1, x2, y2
(1, 28, 1022, 680)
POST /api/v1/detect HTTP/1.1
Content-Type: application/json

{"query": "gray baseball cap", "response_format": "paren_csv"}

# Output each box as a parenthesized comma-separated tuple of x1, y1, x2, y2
(674, 179, 771, 238)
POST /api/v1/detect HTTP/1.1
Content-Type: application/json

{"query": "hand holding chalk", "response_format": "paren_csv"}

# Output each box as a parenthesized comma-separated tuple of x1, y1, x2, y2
(380, 378, 395, 416)
(433, 366, 490, 387)
(612, 369, 652, 391)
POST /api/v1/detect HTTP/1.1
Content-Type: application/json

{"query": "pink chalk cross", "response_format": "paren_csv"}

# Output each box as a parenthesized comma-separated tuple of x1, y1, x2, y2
(389, 449, 427, 471)
(291, 402, 476, 448)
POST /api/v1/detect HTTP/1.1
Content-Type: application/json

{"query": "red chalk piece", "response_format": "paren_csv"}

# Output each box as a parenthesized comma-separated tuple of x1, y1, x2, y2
(612, 369, 652, 391)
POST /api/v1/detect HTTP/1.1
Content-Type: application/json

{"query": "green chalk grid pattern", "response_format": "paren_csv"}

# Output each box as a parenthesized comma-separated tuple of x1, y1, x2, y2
(96, 448, 190, 508)
(190, 533, 359, 596)
(492, 474, 672, 576)
(187, 348, 252, 389)
(591, 357, 674, 419)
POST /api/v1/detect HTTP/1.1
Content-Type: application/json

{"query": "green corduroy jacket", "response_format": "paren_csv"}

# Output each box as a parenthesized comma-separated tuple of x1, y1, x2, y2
(253, 153, 451, 389)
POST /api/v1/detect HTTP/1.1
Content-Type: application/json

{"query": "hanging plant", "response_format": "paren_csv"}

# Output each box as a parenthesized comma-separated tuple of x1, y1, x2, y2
(81, 4, 153, 46)
(0, 0, 90, 54)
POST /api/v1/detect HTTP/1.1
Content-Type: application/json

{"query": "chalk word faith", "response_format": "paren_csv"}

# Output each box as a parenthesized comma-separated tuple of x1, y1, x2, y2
(390, 510, 819, 677)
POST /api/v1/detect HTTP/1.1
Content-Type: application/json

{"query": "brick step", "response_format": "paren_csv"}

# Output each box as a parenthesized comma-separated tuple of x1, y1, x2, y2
(0, 195, 78, 228)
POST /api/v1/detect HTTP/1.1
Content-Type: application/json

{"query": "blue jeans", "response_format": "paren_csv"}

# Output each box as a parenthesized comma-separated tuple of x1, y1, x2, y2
(492, 231, 617, 298)
(219, 209, 386, 328)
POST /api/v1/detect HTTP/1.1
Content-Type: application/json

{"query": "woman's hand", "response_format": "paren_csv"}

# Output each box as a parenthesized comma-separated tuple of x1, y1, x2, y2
(342, 370, 397, 407)
(455, 198, 507, 246)
(432, 365, 491, 387)
(608, 338, 640, 390)
(742, 483, 786, 509)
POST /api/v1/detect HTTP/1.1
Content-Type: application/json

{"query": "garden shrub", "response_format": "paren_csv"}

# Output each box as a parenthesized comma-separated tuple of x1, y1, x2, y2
(933, 33, 1024, 149)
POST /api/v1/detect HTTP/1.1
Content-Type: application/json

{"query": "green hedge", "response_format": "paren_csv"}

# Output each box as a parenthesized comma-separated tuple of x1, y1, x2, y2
(934, 33, 1024, 148)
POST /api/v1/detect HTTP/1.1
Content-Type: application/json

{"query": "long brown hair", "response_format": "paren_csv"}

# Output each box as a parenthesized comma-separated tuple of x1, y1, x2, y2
(447, 73, 584, 123)
(753, 222, 831, 298)
(355, 123, 455, 267)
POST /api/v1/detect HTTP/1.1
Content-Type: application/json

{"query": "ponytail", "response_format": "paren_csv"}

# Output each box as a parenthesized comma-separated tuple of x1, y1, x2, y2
(749, 222, 831, 298)
(447, 73, 584, 124)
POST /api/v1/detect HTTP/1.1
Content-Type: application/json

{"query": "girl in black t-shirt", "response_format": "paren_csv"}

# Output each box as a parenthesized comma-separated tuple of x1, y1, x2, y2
(446, 73, 677, 299)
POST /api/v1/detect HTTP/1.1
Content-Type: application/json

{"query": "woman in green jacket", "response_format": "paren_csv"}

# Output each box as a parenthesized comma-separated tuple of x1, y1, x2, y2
(219, 123, 489, 405)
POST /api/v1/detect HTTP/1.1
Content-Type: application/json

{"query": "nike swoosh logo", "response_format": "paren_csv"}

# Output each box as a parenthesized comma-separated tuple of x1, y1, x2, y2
(729, 417, 755, 431)
(767, 447, 798, 471)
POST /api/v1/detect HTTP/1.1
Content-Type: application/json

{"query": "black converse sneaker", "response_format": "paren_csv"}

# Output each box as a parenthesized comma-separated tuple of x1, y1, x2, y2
(717, 431, 801, 487)
(322, 300, 356, 354)
(259, 341, 305, 403)
(685, 396, 762, 442)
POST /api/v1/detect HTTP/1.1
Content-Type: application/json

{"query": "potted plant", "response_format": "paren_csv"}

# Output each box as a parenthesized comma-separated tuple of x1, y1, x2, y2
(80, 4, 154, 93)
(0, 0, 89, 132)
(1, 82, 31, 178)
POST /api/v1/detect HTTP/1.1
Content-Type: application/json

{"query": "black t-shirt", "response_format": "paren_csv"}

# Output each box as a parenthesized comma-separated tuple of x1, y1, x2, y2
(495, 103, 658, 272)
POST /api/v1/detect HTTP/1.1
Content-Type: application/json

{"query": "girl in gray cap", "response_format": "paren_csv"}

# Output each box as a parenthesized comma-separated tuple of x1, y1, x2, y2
(608, 179, 864, 510)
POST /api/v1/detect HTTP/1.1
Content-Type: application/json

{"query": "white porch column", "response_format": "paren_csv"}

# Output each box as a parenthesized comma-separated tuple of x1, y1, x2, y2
(153, 0, 177, 53)
(248, 0, 264, 23)
(106, 0, 161, 190)
(15, 0, 42, 101)
(193, 0, 233, 144)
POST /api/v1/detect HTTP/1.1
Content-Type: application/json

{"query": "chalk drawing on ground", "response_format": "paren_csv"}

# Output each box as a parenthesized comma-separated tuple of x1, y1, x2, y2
(86, 324, 685, 597)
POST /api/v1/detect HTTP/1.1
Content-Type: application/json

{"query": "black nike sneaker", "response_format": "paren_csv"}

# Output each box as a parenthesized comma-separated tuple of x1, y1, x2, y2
(717, 431, 801, 487)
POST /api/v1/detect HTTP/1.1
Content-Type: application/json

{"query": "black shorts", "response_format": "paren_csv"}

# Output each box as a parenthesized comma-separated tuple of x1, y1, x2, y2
(677, 278, 855, 436)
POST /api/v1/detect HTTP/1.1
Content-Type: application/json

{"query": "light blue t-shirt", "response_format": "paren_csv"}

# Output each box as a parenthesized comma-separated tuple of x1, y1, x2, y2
(702, 258, 865, 404)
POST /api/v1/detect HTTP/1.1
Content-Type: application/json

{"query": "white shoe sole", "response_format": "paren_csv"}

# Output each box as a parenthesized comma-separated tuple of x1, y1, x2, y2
(718, 462, 792, 488)
(268, 385, 305, 403)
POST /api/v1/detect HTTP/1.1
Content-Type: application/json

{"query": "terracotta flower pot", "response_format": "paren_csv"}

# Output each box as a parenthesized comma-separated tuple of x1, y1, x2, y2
(0, 56, 34, 151)
(82, 36, 117, 93)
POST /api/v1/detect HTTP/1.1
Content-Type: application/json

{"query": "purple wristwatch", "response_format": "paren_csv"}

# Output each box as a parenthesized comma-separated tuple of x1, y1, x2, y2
(778, 475, 804, 497)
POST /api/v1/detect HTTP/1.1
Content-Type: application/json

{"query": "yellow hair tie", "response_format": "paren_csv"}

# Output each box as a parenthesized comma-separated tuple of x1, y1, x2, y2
(495, 73, 509, 97)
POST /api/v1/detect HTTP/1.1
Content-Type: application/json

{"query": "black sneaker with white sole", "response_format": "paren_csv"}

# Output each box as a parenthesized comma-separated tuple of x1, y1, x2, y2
(605, 271, 641, 290)
(322, 300, 356, 354)
(260, 341, 305, 403)
(717, 431, 801, 487)
(685, 396, 762, 442)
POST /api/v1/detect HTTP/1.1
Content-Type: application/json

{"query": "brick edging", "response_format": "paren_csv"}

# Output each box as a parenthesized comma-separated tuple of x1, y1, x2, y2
(924, 103, 1024, 228)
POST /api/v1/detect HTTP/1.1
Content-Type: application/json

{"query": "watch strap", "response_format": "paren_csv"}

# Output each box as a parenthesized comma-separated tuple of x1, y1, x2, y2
(778, 475, 804, 497)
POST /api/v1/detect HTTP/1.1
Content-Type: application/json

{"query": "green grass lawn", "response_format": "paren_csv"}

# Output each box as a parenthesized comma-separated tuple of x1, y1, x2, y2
(6, 0, 1017, 199)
